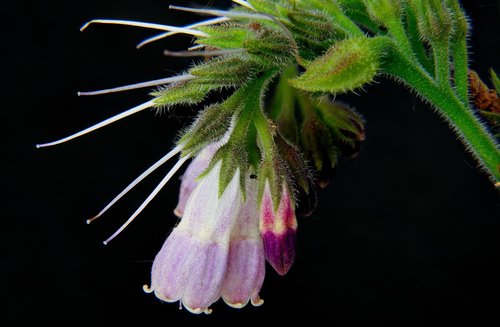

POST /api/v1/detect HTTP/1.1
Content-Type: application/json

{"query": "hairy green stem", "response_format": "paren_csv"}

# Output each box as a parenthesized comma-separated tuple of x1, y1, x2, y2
(382, 41, 500, 182)
(404, 5, 433, 73)
(385, 18, 415, 62)
(432, 40, 452, 90)
(451, 38, 469, 105)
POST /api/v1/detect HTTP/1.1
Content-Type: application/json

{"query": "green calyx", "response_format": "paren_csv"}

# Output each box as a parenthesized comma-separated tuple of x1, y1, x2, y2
(200, 71, 277, 197)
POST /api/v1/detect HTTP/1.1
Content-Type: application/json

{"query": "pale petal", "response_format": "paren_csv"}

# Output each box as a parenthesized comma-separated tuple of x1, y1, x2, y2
(181, 242, 229, 313)
(175, 144, 219, 217)
(222, 238, 265, 307)
(222, 180, 265, 307)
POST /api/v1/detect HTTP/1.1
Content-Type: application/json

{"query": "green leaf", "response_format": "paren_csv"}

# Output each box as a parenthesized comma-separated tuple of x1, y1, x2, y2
(289, 36, 386, 94)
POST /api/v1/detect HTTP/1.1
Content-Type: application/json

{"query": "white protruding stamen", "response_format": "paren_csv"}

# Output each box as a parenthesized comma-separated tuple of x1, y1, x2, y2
(232, 0, 255, 10)
(36, 100, 155, 148)
(188, 44, 206, 51)
(80, 19, 209, 37)
(168, 5, 273, 21)
(102, 155, 190, 245)
(164, 49, 245, 57)
(136, 17, 230, 49)
(87, 145, 184, 224)
(78, 74, 195, 96)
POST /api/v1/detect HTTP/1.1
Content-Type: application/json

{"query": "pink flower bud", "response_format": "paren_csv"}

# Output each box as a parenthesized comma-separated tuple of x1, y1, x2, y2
(259, 182, 297, 275)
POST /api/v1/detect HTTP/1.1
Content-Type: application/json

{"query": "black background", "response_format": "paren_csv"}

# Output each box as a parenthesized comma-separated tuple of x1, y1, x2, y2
(4, 1, 499, 326)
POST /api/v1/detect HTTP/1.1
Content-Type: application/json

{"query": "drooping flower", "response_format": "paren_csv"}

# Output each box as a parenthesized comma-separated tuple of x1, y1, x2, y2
(146, 161, 264, 313)
(259, 181, 297, 276)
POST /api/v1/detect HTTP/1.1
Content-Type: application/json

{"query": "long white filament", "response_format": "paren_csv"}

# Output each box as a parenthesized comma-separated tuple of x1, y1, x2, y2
(231, 0, 255, 10)
(103, 155, 190, 245)
(87, 145, 184, 224)
(78, 74, 195, 96)
(163, 48, 245, 57)
(136, 17, 230, 49)
(168, 5, 273, 21)
(188, 44, 206, 51)
(81, 19, 208, 37)
(36, 100, 155, 148)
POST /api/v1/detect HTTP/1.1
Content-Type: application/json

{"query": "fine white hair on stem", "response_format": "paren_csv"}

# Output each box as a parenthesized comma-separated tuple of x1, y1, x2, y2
(87, 145, 184, 224)
(36, 100, 155, 148)
(168, 5, 273, 21)
(102, 155, 191, 245)
(136, 17, 230, 49)
(80, 19, 208, 37)
(78, 74, 195, 96)
(232, 0, 255, 10)
(163, 48, 246, 57)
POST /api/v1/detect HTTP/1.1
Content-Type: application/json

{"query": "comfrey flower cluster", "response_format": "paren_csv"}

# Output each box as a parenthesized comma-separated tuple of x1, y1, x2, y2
(38, 0, 500, 315)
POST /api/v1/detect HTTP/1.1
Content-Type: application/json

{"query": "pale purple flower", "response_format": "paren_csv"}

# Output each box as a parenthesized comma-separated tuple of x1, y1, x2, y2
(146, 161, 265, 313)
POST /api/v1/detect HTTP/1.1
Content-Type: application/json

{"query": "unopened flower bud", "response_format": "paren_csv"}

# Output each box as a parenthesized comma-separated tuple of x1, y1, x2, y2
(259, 181, 297, 275)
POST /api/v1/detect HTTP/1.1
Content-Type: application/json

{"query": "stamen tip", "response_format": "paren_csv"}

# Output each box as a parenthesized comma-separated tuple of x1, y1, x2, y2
(80, 21, 91, 31)
(102, 240, 108, 246)
(35, 144, 41, 149)
(143, 284, 153, 293)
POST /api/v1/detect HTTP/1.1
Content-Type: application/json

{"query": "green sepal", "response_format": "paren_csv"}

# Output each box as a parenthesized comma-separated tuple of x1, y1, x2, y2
(490, 69, 500, 95)
(300, 109, 338, 171)
(247, 0, 289, 16)
(268, 65, 299, 143)
(287, 9, 347, 42)
(152, 82, 214, 108)
(289, 36, 386, 94)
(410, 0, 453, 43)
(189, 55, 259, 87)
(316, 98, 366, 147)
(257, 153, 287, 211)
(179, 102, 237, 155)
(362, 0, 401, 26)
(244, 28, 294, 68)
(200, 71, 277, 197)
(448, 0, 469, 42)
(196, 24, 252, 49)
(274, 131, 311, 196)
(210, 138, 250, 198)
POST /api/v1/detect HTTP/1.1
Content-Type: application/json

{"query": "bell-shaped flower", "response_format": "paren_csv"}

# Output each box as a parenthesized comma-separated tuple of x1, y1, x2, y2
(259, 181, 298, 276)
(147, 162, 265, 313)
(174, 143, 219, 217)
